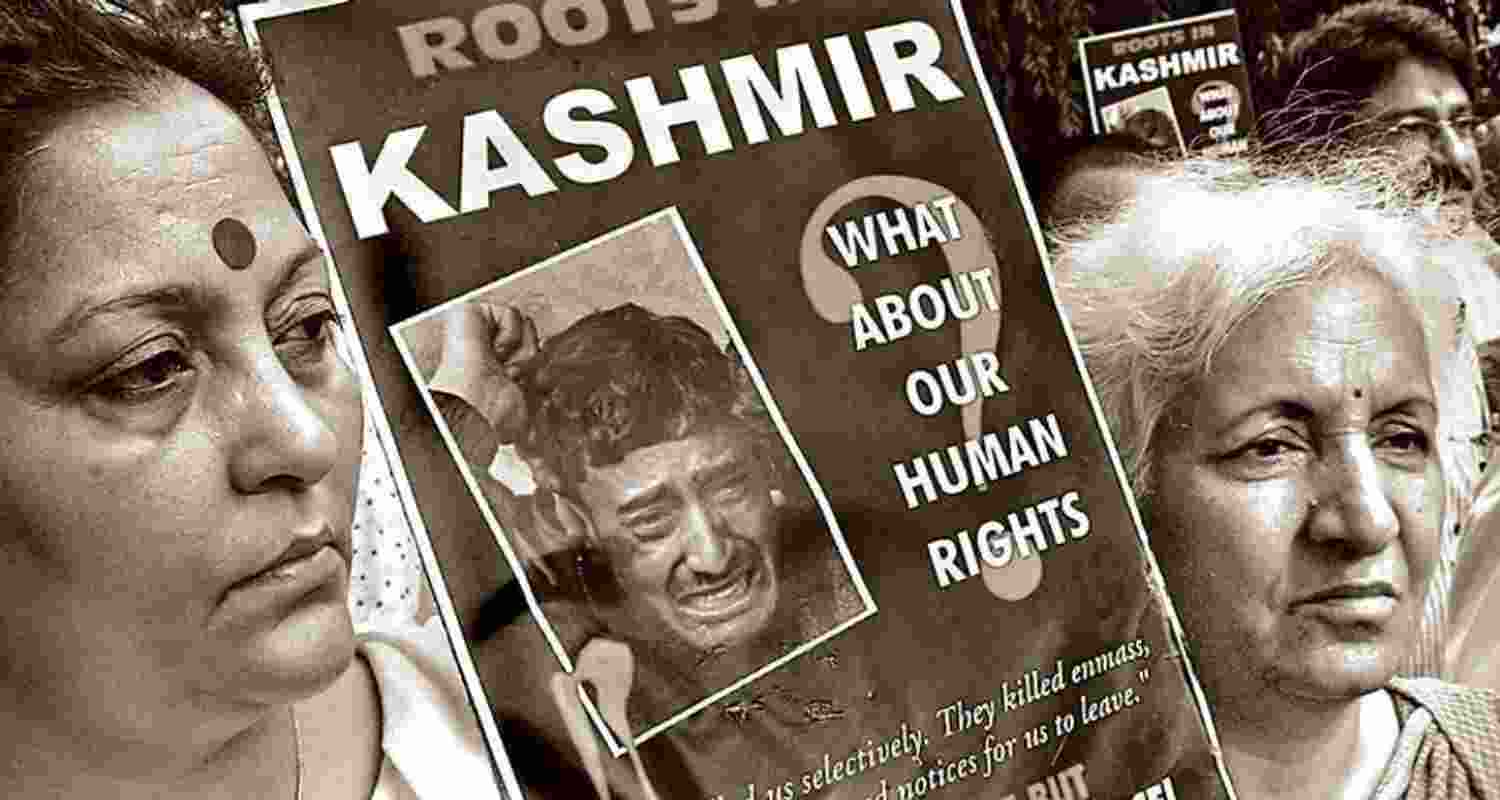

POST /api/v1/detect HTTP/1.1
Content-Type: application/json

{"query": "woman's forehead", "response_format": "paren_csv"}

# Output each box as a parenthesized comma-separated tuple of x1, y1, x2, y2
(1196, 272, 1435, 421)
(35, 80, 253, 185)
(8, 81, 310, 314)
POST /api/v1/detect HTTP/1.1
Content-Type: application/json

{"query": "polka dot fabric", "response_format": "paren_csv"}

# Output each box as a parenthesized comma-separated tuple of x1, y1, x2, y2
(350, 411, 431, 631)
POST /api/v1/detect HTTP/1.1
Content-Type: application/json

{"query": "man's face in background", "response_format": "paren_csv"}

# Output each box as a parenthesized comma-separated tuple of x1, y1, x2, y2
(1359, 56, 1485, 210)
(576, 426, 782, 654)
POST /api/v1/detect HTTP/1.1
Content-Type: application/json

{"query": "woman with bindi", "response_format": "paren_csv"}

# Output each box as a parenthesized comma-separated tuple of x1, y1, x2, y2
(0, 2, 499, 798)
(1052, 160, 1497, 798)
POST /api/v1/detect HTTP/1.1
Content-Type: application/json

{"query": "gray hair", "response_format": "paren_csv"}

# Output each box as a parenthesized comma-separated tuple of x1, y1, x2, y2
(1050, 156, 1486, 526)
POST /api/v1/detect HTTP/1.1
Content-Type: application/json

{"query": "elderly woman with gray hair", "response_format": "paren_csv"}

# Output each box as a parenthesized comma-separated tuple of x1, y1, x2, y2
(1051, 160, 1499, 799)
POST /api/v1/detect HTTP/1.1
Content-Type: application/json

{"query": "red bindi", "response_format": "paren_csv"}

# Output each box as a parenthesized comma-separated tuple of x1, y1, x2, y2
(211, 217, 256, 270)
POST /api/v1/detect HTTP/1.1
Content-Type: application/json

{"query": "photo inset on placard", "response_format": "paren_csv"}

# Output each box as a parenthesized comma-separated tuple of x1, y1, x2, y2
(1100, 85, 1187, 153)
(391, 209, 876, 757)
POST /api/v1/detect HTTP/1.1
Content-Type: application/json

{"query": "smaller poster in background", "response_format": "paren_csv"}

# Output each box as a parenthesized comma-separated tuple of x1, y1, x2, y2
(1079, 9, 1253, 156)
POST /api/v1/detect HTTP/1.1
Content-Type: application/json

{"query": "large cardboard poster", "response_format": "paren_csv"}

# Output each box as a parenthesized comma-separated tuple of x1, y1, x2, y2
(1079, 9, 1254, 156)
(242, 1, 1232, 797)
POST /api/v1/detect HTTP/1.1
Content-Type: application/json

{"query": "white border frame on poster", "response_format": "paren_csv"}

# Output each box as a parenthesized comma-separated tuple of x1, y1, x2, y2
(390, 206, 879, 756)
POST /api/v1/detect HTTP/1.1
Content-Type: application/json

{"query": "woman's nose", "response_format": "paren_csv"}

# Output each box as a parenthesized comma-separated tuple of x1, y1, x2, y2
(1306, 435, 1400, 554)
(226, 349, 342, 494)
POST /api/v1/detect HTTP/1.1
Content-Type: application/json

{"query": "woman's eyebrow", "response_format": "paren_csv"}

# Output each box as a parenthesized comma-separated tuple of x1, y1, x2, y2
(48, 285, 205, 345)
(1380, 396, 1438, 419)
(1209, 400, 1314, 439)
(48, 242, 325, 346)
(268, 241, 326, 301)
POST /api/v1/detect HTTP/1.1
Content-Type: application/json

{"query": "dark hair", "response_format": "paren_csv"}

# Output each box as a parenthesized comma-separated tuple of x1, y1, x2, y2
(1263, 1, 1473, 146)
(0, 0, 273, 250)
(516, 304, 776, 492)
(1034, 132, 1168, 227)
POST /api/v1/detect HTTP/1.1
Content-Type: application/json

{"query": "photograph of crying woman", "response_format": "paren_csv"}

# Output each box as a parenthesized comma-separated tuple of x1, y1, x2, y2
(0, 2, 503, 798)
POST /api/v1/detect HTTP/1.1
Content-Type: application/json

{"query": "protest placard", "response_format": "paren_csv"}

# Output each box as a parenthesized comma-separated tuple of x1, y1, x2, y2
(242, 2, 1233, 796)
(1079, 9, 1254, 156)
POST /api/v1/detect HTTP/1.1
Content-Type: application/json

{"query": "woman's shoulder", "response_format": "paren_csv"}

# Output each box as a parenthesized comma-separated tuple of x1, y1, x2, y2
(358, 619, 508, 800)
(1389, 676, 1500, 724)
(1386, 677, 1500, 797)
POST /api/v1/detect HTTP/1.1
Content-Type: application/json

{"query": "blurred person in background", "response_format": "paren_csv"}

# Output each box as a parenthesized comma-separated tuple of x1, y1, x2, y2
(1264, 1, 1486, 215)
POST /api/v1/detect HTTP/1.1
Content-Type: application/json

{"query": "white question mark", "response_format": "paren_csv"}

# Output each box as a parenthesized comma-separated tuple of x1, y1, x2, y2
(549, 638, 662, 800)
(799, 176, 1042, 600)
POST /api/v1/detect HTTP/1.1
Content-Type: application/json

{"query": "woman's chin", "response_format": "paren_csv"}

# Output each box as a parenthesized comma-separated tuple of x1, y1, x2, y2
(229, 600, 359, 706)
(1274, 645, 1401, 704)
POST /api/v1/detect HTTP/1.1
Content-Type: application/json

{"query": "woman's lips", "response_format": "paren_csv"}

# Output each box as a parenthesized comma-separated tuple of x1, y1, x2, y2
(216, 534, 349, 625)
(1292, 582, 1399, 626)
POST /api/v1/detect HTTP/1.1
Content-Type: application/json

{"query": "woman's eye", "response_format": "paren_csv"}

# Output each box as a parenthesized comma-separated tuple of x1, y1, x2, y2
(94, 348, 195, 404)
(1220, 435, 1307, 478)
(1237, 439, 1297, 460)
(274, 304, 344, 367)
(1377, 427, 1431, 457)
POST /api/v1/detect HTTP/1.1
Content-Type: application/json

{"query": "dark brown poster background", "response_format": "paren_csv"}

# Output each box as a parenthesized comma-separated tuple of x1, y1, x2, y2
(246, 1, 1232, 797)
